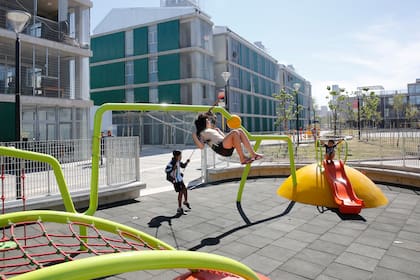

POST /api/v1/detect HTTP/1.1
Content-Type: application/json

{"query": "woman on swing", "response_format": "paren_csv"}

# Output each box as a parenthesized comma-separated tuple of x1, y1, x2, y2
(192, 112, 263, 164)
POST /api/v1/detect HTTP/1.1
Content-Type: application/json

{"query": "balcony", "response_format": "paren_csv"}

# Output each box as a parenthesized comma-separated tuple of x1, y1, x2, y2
(0, 1, 89, 49)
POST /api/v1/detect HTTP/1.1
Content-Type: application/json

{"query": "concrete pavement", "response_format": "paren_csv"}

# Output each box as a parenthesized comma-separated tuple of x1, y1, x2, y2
(90, 145, 420, 280)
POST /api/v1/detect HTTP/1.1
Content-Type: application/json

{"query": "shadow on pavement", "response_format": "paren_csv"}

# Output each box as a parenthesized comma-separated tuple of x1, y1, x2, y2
(148, 212, 185, 249)
(188, 201, 296, 251)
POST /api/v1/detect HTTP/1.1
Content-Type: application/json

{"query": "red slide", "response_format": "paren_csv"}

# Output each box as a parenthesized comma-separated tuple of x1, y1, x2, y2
(323, 160, 364, 214)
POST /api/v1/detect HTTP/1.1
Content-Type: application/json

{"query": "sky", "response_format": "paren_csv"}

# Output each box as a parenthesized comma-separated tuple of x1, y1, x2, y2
(90, 0, 420, 106)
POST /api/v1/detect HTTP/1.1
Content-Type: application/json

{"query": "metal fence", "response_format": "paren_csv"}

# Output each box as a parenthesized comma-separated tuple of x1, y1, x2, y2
(1, 127, 419, 204)
(201, 128, 420, 171)
(0, 137, 139, 202)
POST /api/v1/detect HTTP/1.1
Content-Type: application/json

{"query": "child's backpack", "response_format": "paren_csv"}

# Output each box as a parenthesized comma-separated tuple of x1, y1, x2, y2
(165, 160, 175, 183)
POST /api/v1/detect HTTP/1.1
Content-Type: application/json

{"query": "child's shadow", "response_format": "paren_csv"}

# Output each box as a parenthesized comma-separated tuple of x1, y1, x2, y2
(147, 212, 184, 248)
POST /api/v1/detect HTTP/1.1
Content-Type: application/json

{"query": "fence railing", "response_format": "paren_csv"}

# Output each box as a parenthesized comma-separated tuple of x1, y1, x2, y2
(1, 125, 419, 206)
(203, 128, 420, 171)
(0, 137, 139, 202)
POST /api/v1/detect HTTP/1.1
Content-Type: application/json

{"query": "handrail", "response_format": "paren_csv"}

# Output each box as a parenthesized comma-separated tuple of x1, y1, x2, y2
(89, 103, 298, 215)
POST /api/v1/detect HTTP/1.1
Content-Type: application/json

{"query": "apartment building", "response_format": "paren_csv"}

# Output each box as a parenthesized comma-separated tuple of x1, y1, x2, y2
(0, 0, 92, 142)
(90, 4, 215, 106)
(90, 1, 312, 138)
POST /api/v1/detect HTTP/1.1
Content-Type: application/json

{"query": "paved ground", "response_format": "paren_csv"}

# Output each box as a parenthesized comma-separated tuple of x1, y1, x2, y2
(89, 147, 420, 279)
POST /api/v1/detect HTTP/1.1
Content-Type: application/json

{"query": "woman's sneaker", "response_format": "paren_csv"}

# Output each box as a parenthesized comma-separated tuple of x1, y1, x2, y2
(183, 202, 191, 209)
(177, 207, 184, 214)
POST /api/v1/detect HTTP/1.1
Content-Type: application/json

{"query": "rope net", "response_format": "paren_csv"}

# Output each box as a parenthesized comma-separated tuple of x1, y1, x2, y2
(0, 220, 158, 279)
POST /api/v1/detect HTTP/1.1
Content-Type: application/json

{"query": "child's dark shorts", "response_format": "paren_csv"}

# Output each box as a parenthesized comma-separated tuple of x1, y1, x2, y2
(212, 142, 234, 157)
(173, 181, 186, 192)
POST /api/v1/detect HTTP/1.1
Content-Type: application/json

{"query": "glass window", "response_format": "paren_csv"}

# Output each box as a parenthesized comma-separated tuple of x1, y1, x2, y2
(23, 110, 36, 121)
(59, 123, 72, 140)
(60, 108, 72, 121)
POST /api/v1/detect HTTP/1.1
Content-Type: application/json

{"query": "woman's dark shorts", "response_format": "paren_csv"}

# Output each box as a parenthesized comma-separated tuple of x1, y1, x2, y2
(212, 142, 234, 157)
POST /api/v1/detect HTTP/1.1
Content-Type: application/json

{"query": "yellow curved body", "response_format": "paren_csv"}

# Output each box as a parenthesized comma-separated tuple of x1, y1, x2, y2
(277, 163, 388, 208)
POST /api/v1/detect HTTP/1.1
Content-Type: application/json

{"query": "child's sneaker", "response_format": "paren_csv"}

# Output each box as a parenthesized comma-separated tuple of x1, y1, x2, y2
(177, 207, 183, 214)
(183, 201, 191, 209)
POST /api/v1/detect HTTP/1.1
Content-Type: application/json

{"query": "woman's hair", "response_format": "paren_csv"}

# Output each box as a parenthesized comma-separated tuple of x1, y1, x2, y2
(194, 113, 208, 137)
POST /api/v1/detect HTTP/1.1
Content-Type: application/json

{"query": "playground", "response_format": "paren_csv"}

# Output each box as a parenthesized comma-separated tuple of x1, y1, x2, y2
(40, 176, 420, 279)
(1, 103, 419, 279)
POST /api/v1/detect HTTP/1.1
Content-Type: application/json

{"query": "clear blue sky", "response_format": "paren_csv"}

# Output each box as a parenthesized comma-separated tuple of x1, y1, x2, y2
(91, 0, 420, 106)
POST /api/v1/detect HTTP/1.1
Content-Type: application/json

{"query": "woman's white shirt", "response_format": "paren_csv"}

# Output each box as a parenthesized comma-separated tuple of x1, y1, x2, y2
(200, 128, 224, 146)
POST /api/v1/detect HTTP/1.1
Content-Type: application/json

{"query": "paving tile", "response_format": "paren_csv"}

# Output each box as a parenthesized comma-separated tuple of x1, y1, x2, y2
(320, 232, 356, 246)
(323, 262, 372, 280)
(355, 228, 396, 248)
(345, 242, 386, 259)
(294, 248, 336, 266)
(386, 245, 420, 263)
(255, 244, 297, 263)
(335, 251, 379, 271)
(397, 230, 420, 243)
(379, 255, 420, 277)
(241, 253, 281, 275)
(272, 237, 309, 252)
(268, 269, 309, 280)
(371, 267, 418, 280)
(285, 229, 320, 243)
(281, 258, 325, 279)
(308, 239, 346, 255)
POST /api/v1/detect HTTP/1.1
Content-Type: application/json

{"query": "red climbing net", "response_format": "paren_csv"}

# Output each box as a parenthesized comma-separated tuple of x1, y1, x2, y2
(0, 220, 157, 279)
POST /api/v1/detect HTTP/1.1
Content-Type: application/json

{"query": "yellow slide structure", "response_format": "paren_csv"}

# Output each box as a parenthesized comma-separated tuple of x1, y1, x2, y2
(277, 163, 388, 209)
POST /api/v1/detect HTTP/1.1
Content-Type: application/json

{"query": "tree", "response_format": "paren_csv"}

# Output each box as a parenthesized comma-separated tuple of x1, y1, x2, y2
(405, 105, 418, 128)
(326, 86, 346, 136)
(362, 91, 381, 128)
(393, 93, 404, 128)
(273, 88, 302, 132)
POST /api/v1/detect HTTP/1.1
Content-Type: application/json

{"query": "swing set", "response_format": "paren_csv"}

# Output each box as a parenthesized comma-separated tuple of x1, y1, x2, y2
(0, 103, 298, 280)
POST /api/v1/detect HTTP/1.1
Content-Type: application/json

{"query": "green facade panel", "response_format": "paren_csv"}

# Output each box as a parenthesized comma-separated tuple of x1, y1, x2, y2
(134, 58, 148, 84)
(90, 62, 125, 89)
(158, 20, 179, 51)
(158, 84, 180, 104)
(91, 32, 125, 63)
(91, 90, 125, 106)
(133, 27, 148, 55)
(134, 87, 149, 102)
(0, 102, 15, 141)
(158, 54, 180, 81)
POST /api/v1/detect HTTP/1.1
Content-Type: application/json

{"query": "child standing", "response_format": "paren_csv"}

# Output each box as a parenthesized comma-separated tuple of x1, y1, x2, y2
(320, 139, 343, 164)
(165, 150, 191, 214)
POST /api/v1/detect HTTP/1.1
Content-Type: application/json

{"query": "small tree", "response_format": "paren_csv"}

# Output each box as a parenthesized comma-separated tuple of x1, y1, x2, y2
(273, 88, 302, 132)
(362, 91, 380, 128)
(393, 93, 404, 128)
(326, 86, 346, 136)
(405, 105, 418, 128)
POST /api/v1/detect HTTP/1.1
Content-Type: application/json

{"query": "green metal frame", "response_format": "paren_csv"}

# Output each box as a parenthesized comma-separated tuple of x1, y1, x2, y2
(89, 103, 298, 215)
(12, 250, 262, 280)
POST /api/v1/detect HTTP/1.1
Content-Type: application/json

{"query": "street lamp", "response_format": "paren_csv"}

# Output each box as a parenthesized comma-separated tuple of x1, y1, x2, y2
(7, 10, 31, 200)
(7, 10, 31, 142)
(221, 71, 231, 112)
(293, 83, 301, 145)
